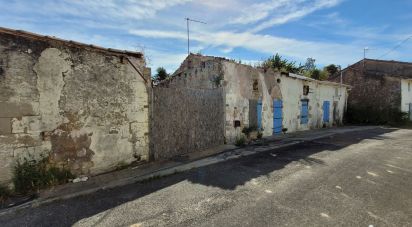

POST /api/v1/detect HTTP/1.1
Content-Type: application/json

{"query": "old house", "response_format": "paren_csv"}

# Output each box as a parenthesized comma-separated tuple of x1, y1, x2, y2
(151, 54, 349, 159)
(329, 59, 412, 123)
(0, 27, 151, 184)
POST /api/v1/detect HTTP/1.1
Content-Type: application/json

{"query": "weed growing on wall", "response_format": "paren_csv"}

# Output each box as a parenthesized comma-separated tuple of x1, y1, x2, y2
(241, 126, 257, 137)
(212, 74, 223, 87)
(0, 185, 11, 204)
(235, 136, 246, 147)
(13, 156, 74, 194)
(257, 131, 263, 139)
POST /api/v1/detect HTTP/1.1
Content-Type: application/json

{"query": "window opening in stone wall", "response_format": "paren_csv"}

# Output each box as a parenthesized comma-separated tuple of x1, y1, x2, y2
(234, 120, 241, 128)
(303, 85, 310, 96)
(277, 78, 281, 83)
(253, 80, 259, 91)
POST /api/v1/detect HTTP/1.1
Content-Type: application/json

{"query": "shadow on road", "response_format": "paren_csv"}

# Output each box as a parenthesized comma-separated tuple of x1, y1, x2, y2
(1, 128, 397, 226)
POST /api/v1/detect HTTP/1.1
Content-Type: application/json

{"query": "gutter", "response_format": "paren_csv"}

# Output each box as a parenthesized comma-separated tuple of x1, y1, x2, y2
(126, 57, 148, 84)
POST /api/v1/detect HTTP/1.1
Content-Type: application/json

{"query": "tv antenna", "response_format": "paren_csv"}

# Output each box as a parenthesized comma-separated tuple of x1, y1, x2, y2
(185, 17, 206, 56)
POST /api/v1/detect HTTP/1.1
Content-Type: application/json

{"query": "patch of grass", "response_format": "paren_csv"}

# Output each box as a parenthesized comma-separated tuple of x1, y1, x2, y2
(212, 74, 224, 87)
(13, 157, 74, 194)
(0, 185, 11, 204)
(115, 161, 129, 171)
(257, 131, 263, 139)
(241, 126, 257, 137)
(235, 136, 246, 147)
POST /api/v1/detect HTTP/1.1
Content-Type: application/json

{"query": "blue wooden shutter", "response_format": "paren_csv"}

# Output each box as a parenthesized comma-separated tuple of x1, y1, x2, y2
(301, 100, 309, 124)
(273, 99, 283, 134)
(323, 101, 330, 123)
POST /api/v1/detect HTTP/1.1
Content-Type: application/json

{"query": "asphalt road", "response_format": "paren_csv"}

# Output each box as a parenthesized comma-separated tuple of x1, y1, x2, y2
(1, 128, 412, 227)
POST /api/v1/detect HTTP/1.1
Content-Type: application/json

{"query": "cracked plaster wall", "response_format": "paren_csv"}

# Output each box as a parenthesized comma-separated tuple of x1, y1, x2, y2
(0, 34, 150, 184)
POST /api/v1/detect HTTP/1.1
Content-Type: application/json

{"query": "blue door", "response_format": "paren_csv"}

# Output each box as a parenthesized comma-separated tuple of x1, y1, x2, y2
(323, 101, 330, 123)
(273, 99, 283, 134)
(257, 98, 263, 130)
(301, 100, 309, 124)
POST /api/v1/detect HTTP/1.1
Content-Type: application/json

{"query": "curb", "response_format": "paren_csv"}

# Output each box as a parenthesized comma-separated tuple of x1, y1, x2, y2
(0, 126, 381, 216)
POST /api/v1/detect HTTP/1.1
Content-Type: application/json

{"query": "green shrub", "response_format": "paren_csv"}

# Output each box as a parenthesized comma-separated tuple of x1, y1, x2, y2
(257, 131, 263, 139)
(235, 136, 246, 147)
(212, 74, 223, 87)
(241, 126, 257, 137)
(13, 157, 74, 194)
(0, 185, 11, 203)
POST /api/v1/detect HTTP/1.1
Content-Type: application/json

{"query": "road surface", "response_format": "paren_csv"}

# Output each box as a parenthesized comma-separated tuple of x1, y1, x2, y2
(1, 128, 412, 226)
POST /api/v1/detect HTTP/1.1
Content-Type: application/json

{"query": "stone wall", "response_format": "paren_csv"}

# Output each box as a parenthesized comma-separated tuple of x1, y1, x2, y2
(151, 87, 225, 160)
(330, 60, 402, 123)
(0, 32, 150, 184)
(169, 54, 348, 144)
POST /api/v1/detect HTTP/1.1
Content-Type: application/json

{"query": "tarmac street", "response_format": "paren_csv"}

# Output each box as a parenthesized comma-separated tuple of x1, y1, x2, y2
(1, 128, 412, 227)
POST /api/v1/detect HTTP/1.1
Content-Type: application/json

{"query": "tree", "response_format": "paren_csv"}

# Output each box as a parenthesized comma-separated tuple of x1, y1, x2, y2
(153, 67, 169, 83)
(309, 69, 321, 80)
(324, 64, 340, 76)
(262, 53, 301, 73)
(303, 58, 316, 72)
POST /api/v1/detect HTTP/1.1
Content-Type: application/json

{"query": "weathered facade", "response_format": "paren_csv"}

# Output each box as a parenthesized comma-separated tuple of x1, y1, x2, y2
(151, 87, 225, 160)
(151, 56, 225, 160)
(154, 54, 349, 157)
(330, 59, 412, 122)
(0, 28, 151, 184)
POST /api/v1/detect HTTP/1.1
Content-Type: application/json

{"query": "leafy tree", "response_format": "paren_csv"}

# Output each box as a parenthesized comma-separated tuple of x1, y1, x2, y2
(324, 64, 340, 76)
(153, 67, 169, 83)
(262, 53, 301, 73)
(303, 58, 316, 72)
(261, 53, 338, 81)
(309, 69, 321, 80)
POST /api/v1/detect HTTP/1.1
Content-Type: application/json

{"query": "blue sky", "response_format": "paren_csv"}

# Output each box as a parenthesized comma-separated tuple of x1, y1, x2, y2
(1, 0, 412, 73)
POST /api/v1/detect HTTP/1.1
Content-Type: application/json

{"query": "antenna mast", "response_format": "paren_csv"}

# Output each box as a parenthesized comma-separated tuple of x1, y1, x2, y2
(185, 17, 206, 56)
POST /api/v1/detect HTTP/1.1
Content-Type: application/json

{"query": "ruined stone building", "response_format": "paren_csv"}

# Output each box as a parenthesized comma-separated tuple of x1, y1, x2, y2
(329, 59, 412, 123)
(0, 27, 151, 184)
(152, 54, 349, 159)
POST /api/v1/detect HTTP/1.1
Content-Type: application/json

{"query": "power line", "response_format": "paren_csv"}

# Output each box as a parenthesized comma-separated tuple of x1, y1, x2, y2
(377, 36, 412, 59)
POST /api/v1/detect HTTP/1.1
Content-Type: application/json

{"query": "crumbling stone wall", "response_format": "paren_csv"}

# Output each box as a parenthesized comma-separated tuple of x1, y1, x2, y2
(151, 87, 225, 160)
(0, 32, 150, 184)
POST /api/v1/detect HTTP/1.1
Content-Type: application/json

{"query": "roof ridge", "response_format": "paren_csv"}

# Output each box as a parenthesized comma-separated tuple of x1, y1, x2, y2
(0, 26, 143, 58)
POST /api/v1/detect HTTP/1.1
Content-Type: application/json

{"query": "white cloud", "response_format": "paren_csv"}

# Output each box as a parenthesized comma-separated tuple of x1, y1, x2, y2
(7, 0, 193, 20)
(231, 0, 304, 25)
(145, 51, 188, 74)
(129, 29, 362, 65)
(224, 0, 343, 32)
(249, 0, 343, 32)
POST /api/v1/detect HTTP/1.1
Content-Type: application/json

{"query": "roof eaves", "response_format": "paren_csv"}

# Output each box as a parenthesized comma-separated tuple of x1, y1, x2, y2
(0, 27, 143, 58)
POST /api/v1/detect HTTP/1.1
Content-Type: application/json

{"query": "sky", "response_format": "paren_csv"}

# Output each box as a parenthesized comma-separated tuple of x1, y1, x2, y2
(1, 0, 412, 73)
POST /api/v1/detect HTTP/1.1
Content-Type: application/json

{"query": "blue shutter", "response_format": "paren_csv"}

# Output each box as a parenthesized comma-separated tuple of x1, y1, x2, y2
(301, 100, 309, 124)
(323, 101, 330, 123)
(273, 99, 283, 134)
(257, 98, 263, 130)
